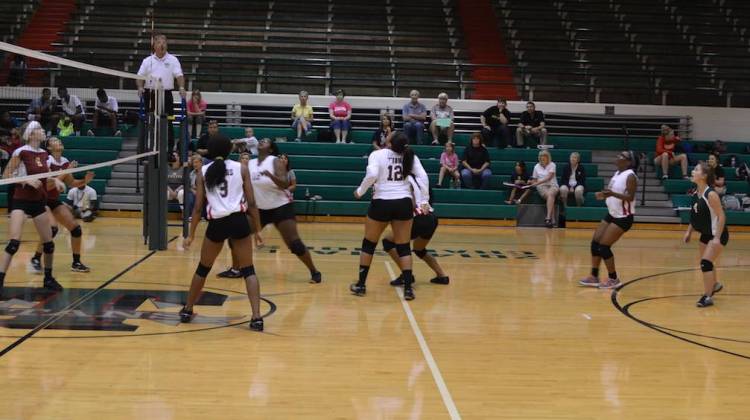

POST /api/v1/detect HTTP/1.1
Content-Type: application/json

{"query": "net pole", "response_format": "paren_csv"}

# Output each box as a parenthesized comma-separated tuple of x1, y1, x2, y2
(179, 98, 189, 238)
(146, 83, 169, 250)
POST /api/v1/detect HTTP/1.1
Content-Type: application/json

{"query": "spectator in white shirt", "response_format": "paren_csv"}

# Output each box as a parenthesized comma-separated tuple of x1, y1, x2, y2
(136, 33, 185, 152)
(56, 87, 84, 136)
(67, 185, 98, 222)
(231, 127, 259, 156)
(89, 88, 120, 136)
(429, 92, 454, 145)
(528, 150, 559, 228)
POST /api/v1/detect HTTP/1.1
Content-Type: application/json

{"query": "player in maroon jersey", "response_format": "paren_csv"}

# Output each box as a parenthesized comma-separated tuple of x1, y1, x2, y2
(0, 122, 62, 291)
(29, 137, 94, 273)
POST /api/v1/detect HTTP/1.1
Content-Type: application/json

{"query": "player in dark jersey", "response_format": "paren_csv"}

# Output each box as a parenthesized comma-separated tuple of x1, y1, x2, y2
(30, 137, 94, 273)
(0, 122, 62, 291)
(386, 183, 449, 286)
(683, 161, 728, 307)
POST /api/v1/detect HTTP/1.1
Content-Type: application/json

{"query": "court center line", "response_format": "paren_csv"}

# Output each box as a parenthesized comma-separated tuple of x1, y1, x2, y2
(385, 261, 462, 420)
(0, 237, 177, 358)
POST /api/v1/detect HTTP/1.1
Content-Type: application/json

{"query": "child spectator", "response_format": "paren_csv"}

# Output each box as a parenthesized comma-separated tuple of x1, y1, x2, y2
(232, 127, 258, 156)
(438, 142, 460, 188)
(506, 161, 531, 204)
(372, 114, 394, 151)
(187, 89, 207, 138)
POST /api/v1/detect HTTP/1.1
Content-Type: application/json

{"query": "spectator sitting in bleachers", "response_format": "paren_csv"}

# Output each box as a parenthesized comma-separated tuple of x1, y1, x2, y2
(506, 160, 531, 204)
(559, 152, 586, 207)
(438, 141, 460, 188)
(56, 87, 85, 136)
(0, 109, 19, 138)
(232, 127, 258, 156)
(707, 152, 726, 196)
(184, 153, 202, 219)
(192, 119, 221, 156)
(516, 101, 547, 148)
(529, 150, 558, 228)
(167, 153, 186, 210)
(402, 90, 427, 145)
(481, 97, 512, 148)
(329, 89, 352, 144)
(57, 116, 75, 137)
(89, 88, 120, 136)
(291, 90, 314, 142)
(654, 124, 688, 180)
(372, 114, 394, 151)
(461, 132, 492, 189)
(279, 153, 297, 195)
(26, 88, 58, 135)
(429, 92, 455, 145)
(187, 89, 207, 139)
(8, 55, 26, 87)
(67, 184, 98, 222)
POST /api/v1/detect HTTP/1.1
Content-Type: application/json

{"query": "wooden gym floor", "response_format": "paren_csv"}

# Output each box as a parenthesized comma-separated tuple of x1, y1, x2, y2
(0, 218, 749, 419)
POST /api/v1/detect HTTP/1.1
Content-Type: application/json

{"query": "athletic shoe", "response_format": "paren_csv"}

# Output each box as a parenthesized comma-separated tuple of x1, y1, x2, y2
(86, 129, 95, 136)
(350, 283, 366, 296)
(430, 276, 449, 285)
(696, 295, 714, 307)
(310, 271, 322, 284)
(217, 268, 242, 278)
(390, 275, 404, 286)
(403, 285, 415, 301)
(71, 262, 91, 273)
(578, 276, 600, 287)
(294, 138, 302, 143)
(43, 277, 63, 292)
(179, 306, 193, 323)
(712, 282, 723, 295)
(545, 218, 554, 228)
(250, 317, 264, 331)
(598, 278, 622, 289)
(114, 130, 122, 137)
(30, 257, 42, 274)
(661, 175, 668, 180)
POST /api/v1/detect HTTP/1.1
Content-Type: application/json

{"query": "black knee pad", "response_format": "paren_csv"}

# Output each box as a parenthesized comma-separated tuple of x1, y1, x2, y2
(382, 238, 396, 252)
(361, 238, 377, 255)
(590, 241, 601, 257)
(240, 265, 256, 278)
(70, 225, 82, 238)
(599, 244, 613, 260)
(42, 241, 55, 254)
(289, 239, 306, 256)
(414, 248, 427, 259)
(396, 243, 411, 258)
(5, 239, 20, 255)
(51, 226, 59, 238)
(700, 259, 714, 273)
(195, 263, 212, 277)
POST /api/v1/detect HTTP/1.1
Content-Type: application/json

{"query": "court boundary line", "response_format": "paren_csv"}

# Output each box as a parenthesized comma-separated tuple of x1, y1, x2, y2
(0, 236, 177, 358)
(385, 261, 462, 420)
(611, 264, 750, 361)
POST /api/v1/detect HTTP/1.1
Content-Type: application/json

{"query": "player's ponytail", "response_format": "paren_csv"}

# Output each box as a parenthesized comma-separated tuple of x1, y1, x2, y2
(204, 135, 232, 190)
(391, 132, 415, 177)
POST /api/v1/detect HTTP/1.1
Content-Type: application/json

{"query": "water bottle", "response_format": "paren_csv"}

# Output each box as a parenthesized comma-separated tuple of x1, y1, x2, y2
(305, 188, 311, 200)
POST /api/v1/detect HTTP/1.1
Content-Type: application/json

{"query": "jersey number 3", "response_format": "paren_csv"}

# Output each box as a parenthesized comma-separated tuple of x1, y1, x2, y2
(387, 165, 403, 181)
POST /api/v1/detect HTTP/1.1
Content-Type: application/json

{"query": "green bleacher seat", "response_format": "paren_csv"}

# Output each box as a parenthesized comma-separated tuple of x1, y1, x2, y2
(293, 199, 518, 219)
(565, 207, 609, 221)
(64, 150, 119, 164)
(679, 209, 750, 225)
(62, 136, 123, 151)
(663, 179, 749, 194)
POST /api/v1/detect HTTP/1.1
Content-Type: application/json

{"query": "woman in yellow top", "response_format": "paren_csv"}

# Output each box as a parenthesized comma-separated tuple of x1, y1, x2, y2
(291, 90, 314, 142)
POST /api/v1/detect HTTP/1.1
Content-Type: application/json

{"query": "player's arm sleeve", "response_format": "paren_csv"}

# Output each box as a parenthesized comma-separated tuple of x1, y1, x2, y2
(412, 156, 430, 205)
(356, 153, 380, 197)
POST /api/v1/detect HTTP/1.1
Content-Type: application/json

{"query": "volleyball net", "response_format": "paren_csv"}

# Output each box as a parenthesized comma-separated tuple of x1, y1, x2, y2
(0, 41, 190, 250)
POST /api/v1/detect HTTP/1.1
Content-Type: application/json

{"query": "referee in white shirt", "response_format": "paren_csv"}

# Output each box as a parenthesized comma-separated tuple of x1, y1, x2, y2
(136, 34, 186, 152)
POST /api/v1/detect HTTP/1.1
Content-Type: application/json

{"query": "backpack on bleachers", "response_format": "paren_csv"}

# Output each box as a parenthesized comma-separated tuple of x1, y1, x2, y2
(721, 195, 741, 211)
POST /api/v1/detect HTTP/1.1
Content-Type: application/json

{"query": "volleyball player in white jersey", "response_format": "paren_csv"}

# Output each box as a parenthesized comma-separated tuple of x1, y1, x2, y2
(351, 132, 429, 300)
(180, 135, 265, 331)
(579, 151, 638, 289)
(683, 162, 728, 307)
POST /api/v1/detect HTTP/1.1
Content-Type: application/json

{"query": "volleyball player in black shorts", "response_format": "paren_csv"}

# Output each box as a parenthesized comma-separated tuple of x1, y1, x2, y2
(181, 136, 265, 331)
(386, 183, 449, 286)
(683, 162, 728, 307)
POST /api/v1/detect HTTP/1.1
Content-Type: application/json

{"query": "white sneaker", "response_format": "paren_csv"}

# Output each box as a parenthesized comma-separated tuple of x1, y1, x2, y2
(114, 130, 122, 136)
(86, 129, 94, 136)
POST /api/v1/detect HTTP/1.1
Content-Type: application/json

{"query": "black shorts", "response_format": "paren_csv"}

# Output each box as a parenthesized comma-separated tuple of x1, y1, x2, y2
(700, 229, 729, 246)
(46, 198, 63, 211)
(603, 214, 634, 232)
(367, 198, 413, 222)
(205, 212, 251, 243)
(412, 213, 439, 240)
(10, 199, 47, 218)
(259, 202, 296, 227)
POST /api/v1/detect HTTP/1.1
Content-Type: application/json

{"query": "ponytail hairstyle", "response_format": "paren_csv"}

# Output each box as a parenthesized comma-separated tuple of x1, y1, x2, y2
(391, 132, 415, 177)
(269, 140, 280, 157)
(204, 134, 233, 191)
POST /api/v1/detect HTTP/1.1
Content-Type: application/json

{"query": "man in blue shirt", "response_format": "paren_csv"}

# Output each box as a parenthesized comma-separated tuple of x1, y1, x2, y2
(401, 90, 427, 145)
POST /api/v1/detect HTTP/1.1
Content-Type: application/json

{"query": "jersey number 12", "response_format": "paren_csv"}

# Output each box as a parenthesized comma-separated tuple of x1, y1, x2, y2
(387, 165, 403, 181)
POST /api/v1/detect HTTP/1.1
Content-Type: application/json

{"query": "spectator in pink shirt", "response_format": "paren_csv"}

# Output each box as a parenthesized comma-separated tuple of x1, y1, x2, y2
(438, 142, 461, 188)
(187, 89, 207, 138)
(329, 89, 352, 143)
